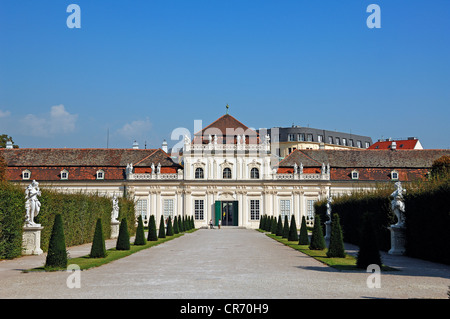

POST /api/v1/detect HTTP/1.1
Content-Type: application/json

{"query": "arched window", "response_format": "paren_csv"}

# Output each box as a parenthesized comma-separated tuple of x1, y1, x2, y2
(250, 167, 259, 179)
(223, 167, 232, 179)
(195, 167, 204, 179)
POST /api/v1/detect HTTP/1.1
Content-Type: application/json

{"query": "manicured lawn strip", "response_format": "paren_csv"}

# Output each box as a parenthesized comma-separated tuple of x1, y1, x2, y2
(27, 229, 196, 272)
(264, 232, 396, 271)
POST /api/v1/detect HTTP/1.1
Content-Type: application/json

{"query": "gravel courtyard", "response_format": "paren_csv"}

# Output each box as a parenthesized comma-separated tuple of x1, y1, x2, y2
(0, 228, 449, 299)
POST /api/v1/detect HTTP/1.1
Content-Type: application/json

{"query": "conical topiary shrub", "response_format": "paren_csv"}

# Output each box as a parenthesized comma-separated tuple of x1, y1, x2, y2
(282, 215, 289, 239)
(309, 215, 326, 250)
(166, 216, 174, 236)
(90, 218, 106, 258)
(178, 216, 184, 232)
(158, 215, 166, 238)
(173, 215, 179, 234)
(356, 214, 382, 269)
(45, 214, 68, 268)
(298, 216, 309, 245)
(134, 215, 147, 245)
(271, 216, 278, 234)
(288, 215, 299, 242)
(327, 214, 346, 258)
(147, 215, 158, 241)
(116, 218, 130, 250)
(276, 216, 283, 236)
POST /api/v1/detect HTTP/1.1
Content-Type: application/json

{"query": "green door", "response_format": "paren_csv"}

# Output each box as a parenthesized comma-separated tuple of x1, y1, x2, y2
(215, 201, 221, 226)
(215, 200, 239, 226)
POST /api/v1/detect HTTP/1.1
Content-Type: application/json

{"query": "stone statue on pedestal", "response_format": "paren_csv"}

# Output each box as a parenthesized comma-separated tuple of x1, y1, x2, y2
(111, 194, 119, 222)
(24, 180, 41, 227)
(390, 181, 406, 227)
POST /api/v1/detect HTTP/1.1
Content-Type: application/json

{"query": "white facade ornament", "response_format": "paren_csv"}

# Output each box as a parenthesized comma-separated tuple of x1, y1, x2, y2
(326, 196, 333, 220)
(151, 163, 155, 174)
(111, 194, 119, 222)
(126, 163, 133, 177)
(294, 163, 298, 175)
(299, 163, 303, 174)
(24, 180, 41, 227)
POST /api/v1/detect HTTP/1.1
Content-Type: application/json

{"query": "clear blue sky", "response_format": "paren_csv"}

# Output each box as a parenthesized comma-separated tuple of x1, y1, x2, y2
(1, 0, 449, 149)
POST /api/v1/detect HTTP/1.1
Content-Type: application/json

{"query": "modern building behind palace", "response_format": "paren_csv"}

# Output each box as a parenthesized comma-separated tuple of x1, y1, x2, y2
(1, 113, 449, 229)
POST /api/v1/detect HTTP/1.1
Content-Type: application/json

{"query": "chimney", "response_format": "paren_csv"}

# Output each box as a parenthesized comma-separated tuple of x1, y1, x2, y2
(132, 140, 139, 149)
(162, 139, 168, 153)
(391, 141, 396, 150)
(6, 140, 13, 149)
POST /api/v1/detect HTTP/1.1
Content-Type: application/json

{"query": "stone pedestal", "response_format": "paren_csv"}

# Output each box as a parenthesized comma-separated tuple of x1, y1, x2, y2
(324, 220, 331, 240)
(22, 226, 44, 255)
(111, 221, 120, 239)
(388, 225, 406, 255)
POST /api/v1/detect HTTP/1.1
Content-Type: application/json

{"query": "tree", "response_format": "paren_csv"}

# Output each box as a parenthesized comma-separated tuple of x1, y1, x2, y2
(147, 215, 158, 241)
(158, 215, 166, 238)
(173, 215, 179, 234)
(166, 216, 174, 236)
(298, 216, 309, 245)
(134, 215, 147, 245)
(270, 216, 278, 234)
(282, 215, 289, 239)
(356, 215, 382, 269)
(45, 214, 68, 268)
(116, 218, 130, 250)
(288, 215, 299, 242)
(0, 134, 18, 148)
(90, 218, 106, 258)
(431, 155, 450, 179)
(276, 216, 283, 236)
(326, 214, 346, 258)
(309, 215, 326, 250)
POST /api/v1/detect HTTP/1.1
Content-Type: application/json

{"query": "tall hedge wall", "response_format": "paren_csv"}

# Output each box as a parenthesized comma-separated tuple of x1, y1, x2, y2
(315, 187, 395, 252)
(0, 182, 26, 259)
(315, 178, 450, 265)
(0, 182, 136, 259)
(404, 178, 450, 264)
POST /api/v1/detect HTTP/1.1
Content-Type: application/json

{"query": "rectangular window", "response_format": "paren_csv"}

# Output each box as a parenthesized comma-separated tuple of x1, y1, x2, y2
(136, 199, 148, 224)
(335, 137, 340, 145)
(280, 199, 291, 221)
(288, 134, 295, 141)
(317, 135, 323, 143)
(365, 142, 370, 148)
(357, 140, 362, 148)
(250, 200, 260, 220)
(307, 134, 313, 142)
(194, 200, 204, 220)
(163, 199, 174, 218)
(342, 138, 347, 146)
(349, 139, 354, 147)
(307, 199, 317, 227)
(328, 136, 333, 144)
(298, 133, 305, 141)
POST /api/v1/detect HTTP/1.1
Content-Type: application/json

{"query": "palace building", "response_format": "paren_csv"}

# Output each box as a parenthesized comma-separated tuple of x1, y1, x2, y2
(1, 113, 449, 229)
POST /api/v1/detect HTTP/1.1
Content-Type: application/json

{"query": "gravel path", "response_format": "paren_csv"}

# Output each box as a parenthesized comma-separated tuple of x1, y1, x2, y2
(0, 228, 449, 299)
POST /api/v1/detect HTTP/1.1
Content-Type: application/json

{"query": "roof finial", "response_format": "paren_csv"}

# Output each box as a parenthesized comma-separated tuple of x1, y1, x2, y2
(226, 104, 229, 114)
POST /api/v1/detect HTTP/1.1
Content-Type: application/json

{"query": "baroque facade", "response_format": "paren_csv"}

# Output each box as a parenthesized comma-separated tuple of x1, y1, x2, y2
(1, 114, 448, 229)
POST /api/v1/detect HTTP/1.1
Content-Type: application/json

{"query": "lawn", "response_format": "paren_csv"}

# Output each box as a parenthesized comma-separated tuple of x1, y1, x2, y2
(27, 230, 195, 272)
(262, 231, 396, 271)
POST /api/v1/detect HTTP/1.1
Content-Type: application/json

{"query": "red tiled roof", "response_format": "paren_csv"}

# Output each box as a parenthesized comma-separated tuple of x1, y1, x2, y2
(368, 139, 419, 150)
(193, 114, 260, 144)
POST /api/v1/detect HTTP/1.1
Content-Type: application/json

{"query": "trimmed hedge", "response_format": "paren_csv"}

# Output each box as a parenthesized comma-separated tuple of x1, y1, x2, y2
(0, 182, 26, 259)
(315, 187, 394, 252)
(0, 182, 136, 259)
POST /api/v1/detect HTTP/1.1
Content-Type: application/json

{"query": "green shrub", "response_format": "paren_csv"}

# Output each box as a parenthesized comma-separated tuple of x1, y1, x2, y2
(166, 216, 174, 236)
(178, 216, 184, 232)
(270, 216, 277, 234)
(276, 216, 283, 236)
(309, 215, 326, 250)
(282, 215, 289, 239)
(298, 216, 309, 245)
(134, 215, 147, 245)
(173, 215, 179, 234)
(147, 215, 158, 241)
(116, 218, 130, 250)
(0, 182, 25, 259)
(356, 214, 382, 269)
(288, 215, 299, 242)
(90, 218, 106, 258)
(158, 216, 166, 238)
(45, 214, 68, 268)
(327, 214, 345, 258)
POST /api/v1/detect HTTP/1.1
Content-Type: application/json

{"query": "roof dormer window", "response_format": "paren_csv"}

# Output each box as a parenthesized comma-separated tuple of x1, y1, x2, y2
(391, 170, 399, 180)
(61, 169, 69, 180)
(96, 169, 105, 180)
(351, 170, 359, 180)
(22, 169, 31, 180)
